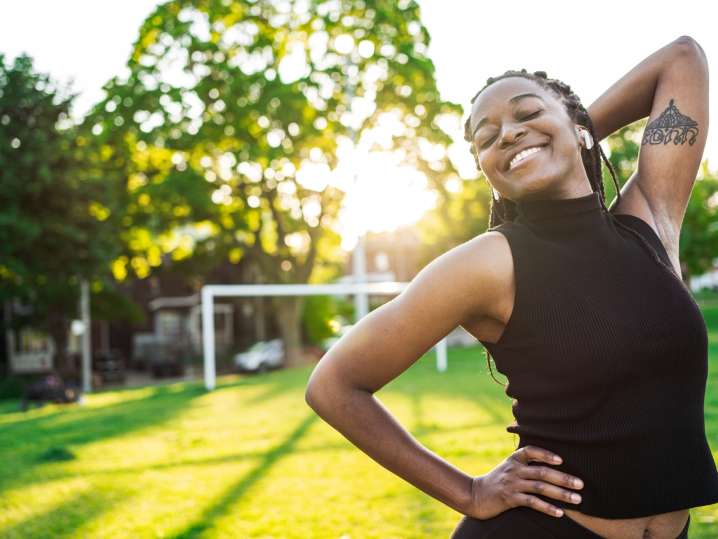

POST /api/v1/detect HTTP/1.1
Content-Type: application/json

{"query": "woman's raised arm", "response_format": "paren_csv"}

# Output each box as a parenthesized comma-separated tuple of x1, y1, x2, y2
(587, 35, 708, 268)
(586, 37, 692, 143)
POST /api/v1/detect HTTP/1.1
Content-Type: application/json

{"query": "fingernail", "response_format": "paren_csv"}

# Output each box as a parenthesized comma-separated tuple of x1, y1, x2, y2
(553, 456, 562, 463)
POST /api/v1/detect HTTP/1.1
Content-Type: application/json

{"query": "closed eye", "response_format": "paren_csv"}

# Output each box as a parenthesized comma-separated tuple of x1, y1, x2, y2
(479, 110, 543, 149)
(521, 110, 542, 120)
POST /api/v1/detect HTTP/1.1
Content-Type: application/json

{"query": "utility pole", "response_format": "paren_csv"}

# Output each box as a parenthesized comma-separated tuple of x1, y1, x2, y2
(79, 278, 92, 393)
(345, 60, 369, 321)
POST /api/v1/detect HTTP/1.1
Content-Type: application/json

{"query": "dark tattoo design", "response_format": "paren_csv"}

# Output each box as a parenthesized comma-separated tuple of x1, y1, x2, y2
(642, 98, 699, 146)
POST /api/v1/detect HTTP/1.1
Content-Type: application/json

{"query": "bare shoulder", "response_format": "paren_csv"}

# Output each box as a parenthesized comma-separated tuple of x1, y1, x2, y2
(429, 230, 512, 322)
(305, 230, 511, 397)
(458, 230, 515, 342)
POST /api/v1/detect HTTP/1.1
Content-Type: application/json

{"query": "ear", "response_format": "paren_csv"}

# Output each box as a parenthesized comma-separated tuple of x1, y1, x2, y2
(574, 125, 585, 148)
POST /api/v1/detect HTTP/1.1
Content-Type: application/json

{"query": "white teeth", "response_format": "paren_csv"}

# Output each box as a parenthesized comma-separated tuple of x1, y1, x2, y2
(509, 146, 544, 169)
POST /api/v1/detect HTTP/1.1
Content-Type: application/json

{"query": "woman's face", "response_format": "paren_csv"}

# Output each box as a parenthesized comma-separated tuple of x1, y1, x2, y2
(468, 77, 586, 202)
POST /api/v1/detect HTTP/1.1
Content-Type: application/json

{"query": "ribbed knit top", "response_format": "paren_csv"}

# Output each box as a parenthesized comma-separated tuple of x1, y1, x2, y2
(479, 190, 718, 518)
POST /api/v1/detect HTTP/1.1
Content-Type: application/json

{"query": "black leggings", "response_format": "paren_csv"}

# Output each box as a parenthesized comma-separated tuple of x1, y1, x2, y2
(450, 506, 691, 539)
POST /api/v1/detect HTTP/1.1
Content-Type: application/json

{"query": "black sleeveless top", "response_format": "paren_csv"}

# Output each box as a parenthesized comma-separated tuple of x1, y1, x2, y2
(480, 190, 718, 518)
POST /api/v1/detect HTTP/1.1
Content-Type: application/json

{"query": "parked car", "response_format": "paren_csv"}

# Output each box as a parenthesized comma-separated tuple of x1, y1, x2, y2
(150, 344, 185, 378)
(20, 372, 80, 411)
(234, 339, 284, 373)
(132, 335, 185, 378)
(93, 349, 127, 385)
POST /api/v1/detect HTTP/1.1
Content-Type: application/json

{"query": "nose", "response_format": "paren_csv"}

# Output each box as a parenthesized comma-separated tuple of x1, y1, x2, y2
(500, 123, 527, 147)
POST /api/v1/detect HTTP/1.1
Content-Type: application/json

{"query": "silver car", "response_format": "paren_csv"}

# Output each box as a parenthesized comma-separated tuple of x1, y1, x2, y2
(233, 339, 284, 373)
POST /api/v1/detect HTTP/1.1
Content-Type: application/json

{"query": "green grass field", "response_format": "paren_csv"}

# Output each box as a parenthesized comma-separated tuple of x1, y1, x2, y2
(1, 303, 718, 538)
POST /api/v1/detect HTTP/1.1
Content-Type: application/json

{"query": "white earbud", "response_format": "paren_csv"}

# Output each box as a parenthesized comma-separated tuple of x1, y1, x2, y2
(579, 128, 594, 150)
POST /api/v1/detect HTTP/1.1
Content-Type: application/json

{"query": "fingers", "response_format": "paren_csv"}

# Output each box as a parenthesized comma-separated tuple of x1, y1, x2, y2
(517, 464, 584, 491)
(509, 446, 585, 517)
(511, 492, 566, 517)
(515, 478, 582, 506)
(513, 445, 562, 465)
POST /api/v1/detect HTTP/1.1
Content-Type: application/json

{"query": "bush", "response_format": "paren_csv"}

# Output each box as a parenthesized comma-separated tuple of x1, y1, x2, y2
(301, 294, 354, 345)
(0, 374, 32, 400)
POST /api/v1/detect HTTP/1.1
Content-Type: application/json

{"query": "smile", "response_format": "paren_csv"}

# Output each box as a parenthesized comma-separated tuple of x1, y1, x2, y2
(508, 145, 547, 171)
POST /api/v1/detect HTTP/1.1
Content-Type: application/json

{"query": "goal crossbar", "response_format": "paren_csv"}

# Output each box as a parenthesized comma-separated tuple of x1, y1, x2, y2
(201, 282, 448, 390)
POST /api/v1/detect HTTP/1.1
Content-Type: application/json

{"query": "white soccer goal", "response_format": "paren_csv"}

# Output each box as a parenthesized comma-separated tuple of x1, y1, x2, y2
(201, 282, 449, 390)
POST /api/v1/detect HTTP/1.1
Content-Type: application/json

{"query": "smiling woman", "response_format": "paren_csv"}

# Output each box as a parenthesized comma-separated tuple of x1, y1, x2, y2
(305, 34, 715, 539)
(464, 80, 614, 216)
(450, 35, 715, 539)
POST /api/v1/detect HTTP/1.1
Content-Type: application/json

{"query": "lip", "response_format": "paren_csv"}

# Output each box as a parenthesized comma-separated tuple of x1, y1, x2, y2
(505, 143, 549, 172)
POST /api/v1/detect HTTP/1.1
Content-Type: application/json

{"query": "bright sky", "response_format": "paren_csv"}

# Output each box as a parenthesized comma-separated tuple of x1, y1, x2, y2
(1, 1, 716, 246)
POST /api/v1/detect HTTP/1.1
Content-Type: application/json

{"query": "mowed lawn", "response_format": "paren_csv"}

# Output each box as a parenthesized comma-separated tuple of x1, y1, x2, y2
(1, 306, 718, 538)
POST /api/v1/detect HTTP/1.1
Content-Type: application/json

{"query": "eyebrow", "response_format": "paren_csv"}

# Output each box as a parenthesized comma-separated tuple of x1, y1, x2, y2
(471, 93, 545, 139)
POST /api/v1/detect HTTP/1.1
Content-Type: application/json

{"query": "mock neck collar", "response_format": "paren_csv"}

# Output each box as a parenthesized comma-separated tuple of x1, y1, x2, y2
(515, 191, 604, 224)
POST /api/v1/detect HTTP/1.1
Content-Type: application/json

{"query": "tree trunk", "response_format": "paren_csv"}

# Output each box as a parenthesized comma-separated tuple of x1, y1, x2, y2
(272, 296, 305, 368)
(254, 296, 266, 342)
(46, 309, 75, 382)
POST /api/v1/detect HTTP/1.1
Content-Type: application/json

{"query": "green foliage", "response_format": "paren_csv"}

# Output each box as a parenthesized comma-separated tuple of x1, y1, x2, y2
(0, 374, 31, 400)
(301, 293, 354, 344)
(301, 294, 337, 343)
(72, 0, 465, 362)
(81, 0, 462, 287)
(0, 54, 129, 373)
(0, 53, 91, 302)
(90, 284, 146, 325)
(681, 169, 718, 279)
(415, 173, 491, 267)
(603, 119, 647, 188)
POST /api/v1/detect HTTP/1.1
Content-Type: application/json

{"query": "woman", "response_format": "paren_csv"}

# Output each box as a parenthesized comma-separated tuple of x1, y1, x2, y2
(305, 35, 718, 538)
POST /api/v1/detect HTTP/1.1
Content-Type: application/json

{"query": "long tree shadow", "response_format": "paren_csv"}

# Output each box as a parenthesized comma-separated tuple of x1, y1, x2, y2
(386, 351, 521, 466)
(389, 352, 513, 419)
(240, 376, 299, 407)
(0, 382, 210, 495)
(0, 483, 133, 539)
(168, 411, 318, 539)
(404, 390, 463, 537)
(0, 412, 498, 491)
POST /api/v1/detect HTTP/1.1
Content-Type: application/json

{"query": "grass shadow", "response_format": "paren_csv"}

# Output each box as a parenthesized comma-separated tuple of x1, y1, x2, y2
(0, 382, 208, 495)
(168, 412, 318, 538)
(0, 484, 133, 539)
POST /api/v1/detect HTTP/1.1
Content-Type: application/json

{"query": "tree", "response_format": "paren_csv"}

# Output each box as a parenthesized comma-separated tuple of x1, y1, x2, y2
(679, 164, 718, 282)
(602, 119, 648, 201)
(415, 170, 491, 268)
(83, 0, 463, 366)
(0, 53, 124, 378)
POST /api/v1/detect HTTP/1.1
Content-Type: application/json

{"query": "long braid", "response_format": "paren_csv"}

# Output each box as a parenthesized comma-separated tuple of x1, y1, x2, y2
(464, 69, 679, 387)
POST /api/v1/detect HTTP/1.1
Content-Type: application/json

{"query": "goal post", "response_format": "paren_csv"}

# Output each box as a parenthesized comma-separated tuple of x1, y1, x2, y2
(201, 282, 449, 390)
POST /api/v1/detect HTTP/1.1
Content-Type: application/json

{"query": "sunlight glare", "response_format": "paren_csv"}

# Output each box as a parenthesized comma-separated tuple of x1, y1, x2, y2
(334, 148, 437, 251)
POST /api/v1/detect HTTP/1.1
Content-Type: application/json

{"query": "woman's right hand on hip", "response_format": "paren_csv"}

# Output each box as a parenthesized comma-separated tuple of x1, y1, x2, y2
(464, 445, 584, 520)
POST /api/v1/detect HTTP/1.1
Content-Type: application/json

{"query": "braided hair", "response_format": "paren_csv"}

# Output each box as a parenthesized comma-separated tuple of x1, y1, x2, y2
(463, 69, 679, 387)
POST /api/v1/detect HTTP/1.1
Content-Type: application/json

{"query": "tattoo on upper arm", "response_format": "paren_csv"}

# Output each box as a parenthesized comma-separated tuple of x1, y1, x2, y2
(642, 99, 699, 146)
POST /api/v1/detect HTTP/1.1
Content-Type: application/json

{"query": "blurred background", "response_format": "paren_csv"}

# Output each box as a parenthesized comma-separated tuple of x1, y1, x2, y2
(1, 1, 717, 537)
